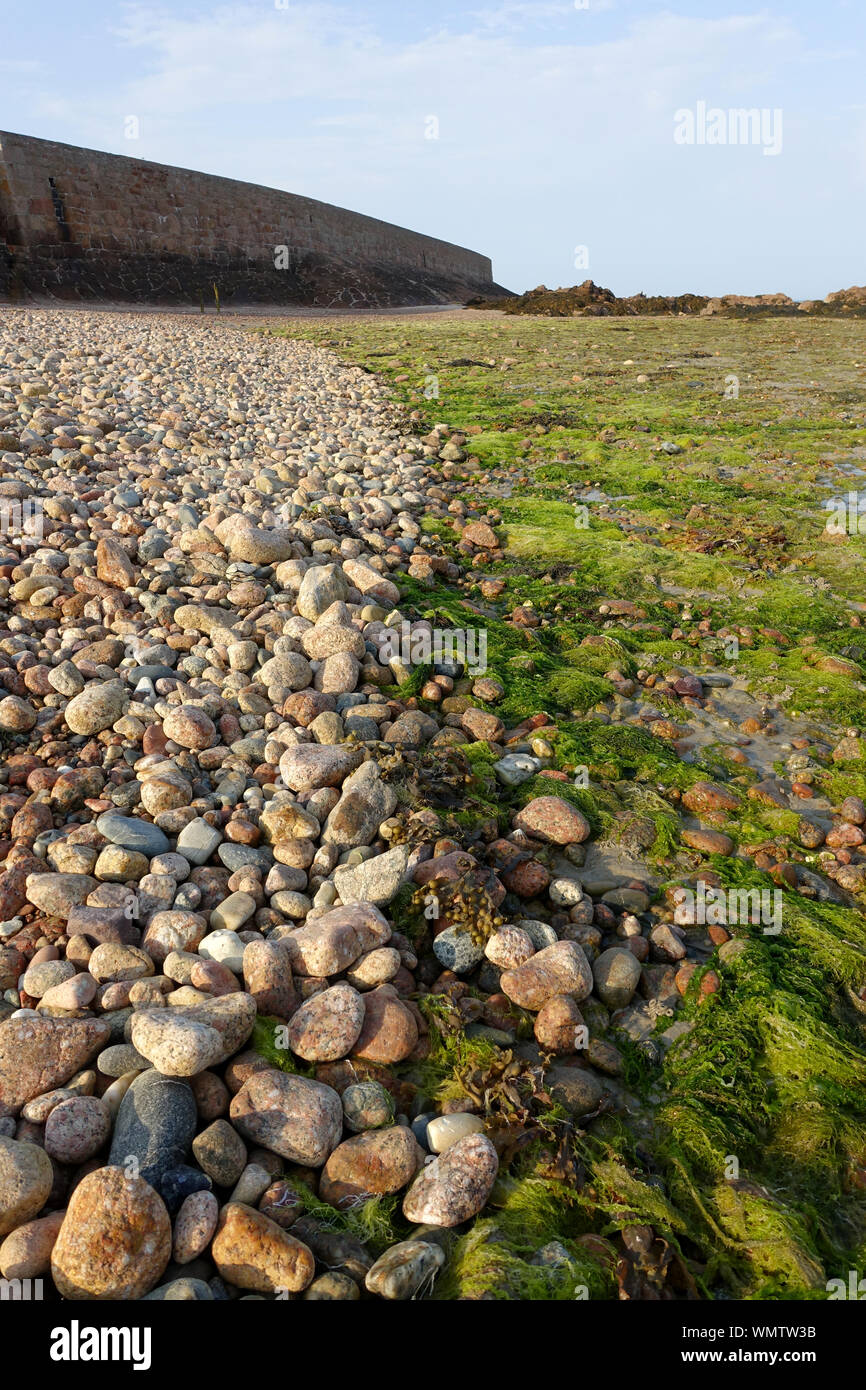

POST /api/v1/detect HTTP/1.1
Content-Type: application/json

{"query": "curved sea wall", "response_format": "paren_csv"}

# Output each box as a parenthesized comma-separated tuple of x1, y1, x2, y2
(0, 130, 503, 307)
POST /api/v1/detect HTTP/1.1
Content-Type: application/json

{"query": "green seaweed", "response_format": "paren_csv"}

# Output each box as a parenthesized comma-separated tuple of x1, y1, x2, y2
(258, 310, 866, 1301)
(433, 1175, 615, 1300)
(251, 1015, 313, 1076)
(293, 1184, 406, 1257)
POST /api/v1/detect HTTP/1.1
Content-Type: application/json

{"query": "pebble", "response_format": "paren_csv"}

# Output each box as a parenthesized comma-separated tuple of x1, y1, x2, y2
(287, 982, 365, 1061)
(426, 1112, 485, 1153)
(159, 1163, 213, 1215)
(173, 1189, 220, 1264)
(350, 983, 418, 1064)
(199, 926, 248, 970)
(534, 995, 586, 1053)
(282, 902, 391, 977)
(51, 1167, 171, 1299)
(0, 1015, 109, 1119)
(25, 872, 97, 918)
(95, 811, 171, 858)
(41, 973, 100, 1011)
(44, 1095, 111, 1162)
(519, 919, 559, 950)
(333, 845, 409, 906)
(495, 753, 539, 786)
(21, 958, 75, 997)
(304, 1270, 360, 1300)
(64, 681, 127, 736)
(432, 925, 486, 974)
(192, 1118, 248, 1187)
(229, 1161, 274, 1206)
(211, 1203, 315, 1294)
(545, 1063, 604, 1117)
(592, 947, 643, 1009)
(0, 1136, 53, 1237)
(319, 1125, 424, 1207)
(109, 1069, 198, 1187)
(97, 1043, 151, 1078)
(342, 1080, 394, 1132)
(175, 818, 223, 866)
(0, 1209, 65, 1280)
(163, 706, 216, 750)
(365, 1240, 446, 1300)
(242, 938, 297, 1019)
(279, 744, 364, 793)
(130, 1011, 226, 1076)
(484, 926, 535, 969)
(143, 1277, 214, 1301)
(500, 940, 593, 1010)
(229, 1070, 343, 1165)
(402, 1133, 499, 1226)
(513, 796, 591, 845)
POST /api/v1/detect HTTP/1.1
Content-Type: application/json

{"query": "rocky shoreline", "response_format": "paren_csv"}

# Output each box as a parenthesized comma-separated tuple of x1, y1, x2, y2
(470, 279, 866, 318)
(0, 308, 864, 1302)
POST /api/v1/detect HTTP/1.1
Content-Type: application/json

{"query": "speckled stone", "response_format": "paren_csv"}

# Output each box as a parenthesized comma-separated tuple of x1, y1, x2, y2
(319, 1125, 424, 1208)
(350, 983, 418, 1064)
(130, 993, 256, 1076)
(287, 982, 365, 1061)
(345, 946, 401, 989)
(513, 796, 591, 845)
(191, 1118, 248, 1187)
(484, 926, 535, 970)
(402, 1133, 498, 1227)
(44, 1095, 111, 1163)
(25, 873, 99, 918)
(97, 1043, 150, 1078)
(500, 940, 593, 1011)
(162, 705, 216, 751)
(211, 1203, 315, 1294)
(242, 938, 297, 1019)
(281, 901, 391, 977)
(0, 1136, 53, 1238)
(534, 994, 586, 1054)
(130, 1011, 226, 1077)
(21, 958, 75, 998)
(432, 925, 485, 974)
(51, 1167, 171, 1300)
(229, 1070, 342, 1166)
(0, 1015, 110, 1119)
(342, 1080, 393, 1132)
(0, 1209, 65, 1280)
(172, 1189, 219, 1264)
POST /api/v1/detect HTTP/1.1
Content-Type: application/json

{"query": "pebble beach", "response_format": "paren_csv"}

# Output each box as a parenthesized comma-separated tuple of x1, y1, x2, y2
(1, 307, 864, 1305)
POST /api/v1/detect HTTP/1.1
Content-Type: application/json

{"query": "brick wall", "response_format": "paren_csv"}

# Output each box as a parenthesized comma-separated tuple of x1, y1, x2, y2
(0, 130, 502, 306)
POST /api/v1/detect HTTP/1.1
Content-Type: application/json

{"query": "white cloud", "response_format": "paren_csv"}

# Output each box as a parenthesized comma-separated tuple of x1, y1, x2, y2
(469, 2, 587, 30)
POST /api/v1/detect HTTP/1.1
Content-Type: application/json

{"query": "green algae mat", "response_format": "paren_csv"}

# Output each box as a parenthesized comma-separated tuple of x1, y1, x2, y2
(259, 311, 866, 1300)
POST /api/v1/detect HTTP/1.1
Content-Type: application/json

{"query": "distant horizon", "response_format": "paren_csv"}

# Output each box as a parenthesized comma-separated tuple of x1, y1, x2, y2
(1, 0, 863, 299)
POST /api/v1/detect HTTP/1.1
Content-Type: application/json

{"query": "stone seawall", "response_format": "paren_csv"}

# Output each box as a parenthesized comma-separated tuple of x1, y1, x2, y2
(0, 130, 503, 306)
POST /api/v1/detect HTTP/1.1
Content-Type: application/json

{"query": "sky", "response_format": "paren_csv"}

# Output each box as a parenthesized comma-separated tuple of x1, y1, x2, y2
(1, 0, 863, 297)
